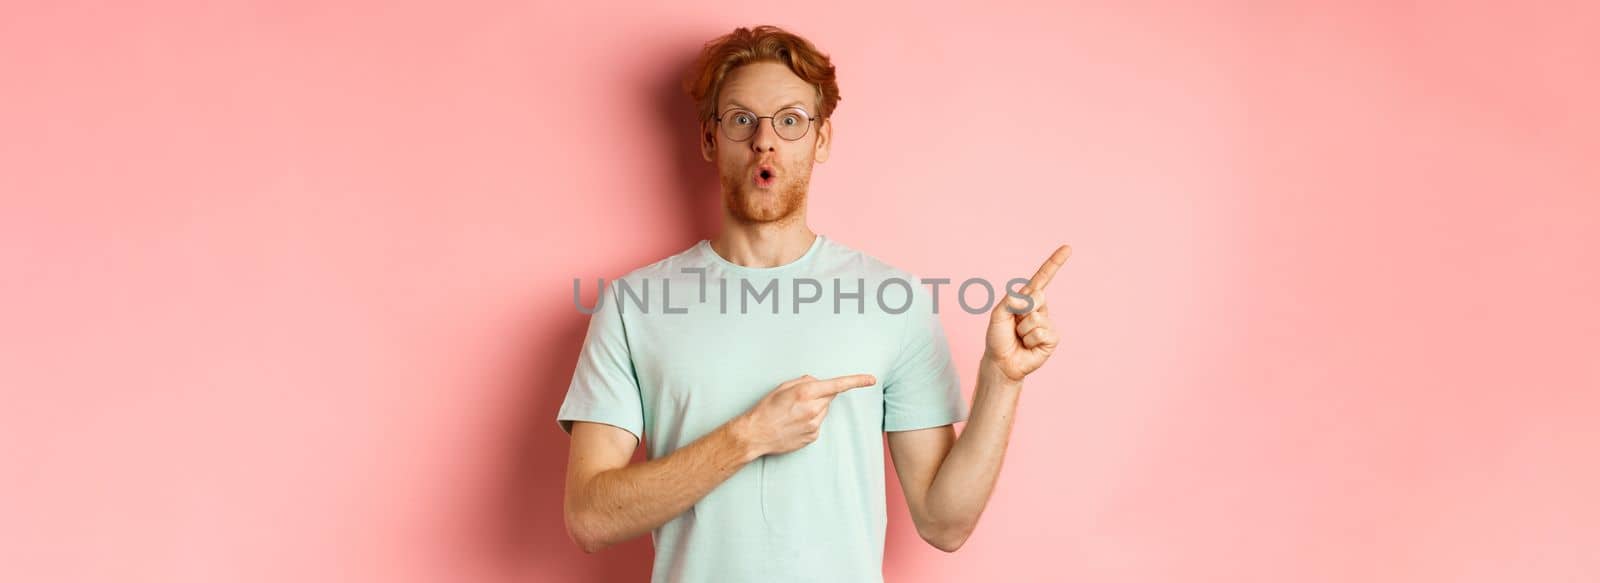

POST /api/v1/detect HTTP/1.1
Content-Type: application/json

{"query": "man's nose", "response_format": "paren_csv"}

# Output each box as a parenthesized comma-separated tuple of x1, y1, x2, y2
(749, 117, 778, 152)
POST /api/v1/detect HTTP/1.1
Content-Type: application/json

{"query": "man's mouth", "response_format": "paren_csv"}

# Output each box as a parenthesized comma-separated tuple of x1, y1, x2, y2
(753, 164, 778, 188)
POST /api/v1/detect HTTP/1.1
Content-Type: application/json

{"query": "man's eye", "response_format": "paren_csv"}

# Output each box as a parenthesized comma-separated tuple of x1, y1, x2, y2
(733, 113, 754, 125)
(780, 115, 799, 126)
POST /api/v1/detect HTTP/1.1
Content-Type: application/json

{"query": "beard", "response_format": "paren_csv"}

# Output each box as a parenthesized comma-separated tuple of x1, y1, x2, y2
(720, 166, 810, 225)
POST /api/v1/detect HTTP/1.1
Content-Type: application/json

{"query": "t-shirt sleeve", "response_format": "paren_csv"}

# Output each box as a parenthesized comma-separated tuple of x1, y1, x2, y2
(556, 280, 645, 441)
(881, 281, 969, 432)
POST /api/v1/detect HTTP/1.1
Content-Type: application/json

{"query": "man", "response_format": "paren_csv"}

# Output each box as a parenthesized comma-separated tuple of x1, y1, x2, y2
(557, 25, 1070, 583)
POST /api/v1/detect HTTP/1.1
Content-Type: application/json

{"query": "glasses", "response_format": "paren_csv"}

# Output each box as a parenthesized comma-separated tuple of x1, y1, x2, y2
(713, 107, 821, 142)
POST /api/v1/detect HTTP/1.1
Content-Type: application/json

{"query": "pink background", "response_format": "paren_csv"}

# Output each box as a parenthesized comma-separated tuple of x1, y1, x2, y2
(3, 1, 1597, 581)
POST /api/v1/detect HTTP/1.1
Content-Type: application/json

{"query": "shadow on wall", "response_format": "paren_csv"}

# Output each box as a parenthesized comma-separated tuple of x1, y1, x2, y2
(654, 43, 724, 244)
(466, 37, 723, 581)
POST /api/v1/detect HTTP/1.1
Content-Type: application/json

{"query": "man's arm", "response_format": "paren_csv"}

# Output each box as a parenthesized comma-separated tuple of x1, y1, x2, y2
(563, 419, 756, 553)
(888, 245, 1071, 552)
(562, 373, 877, 553)
(887, 361, 1021, 552)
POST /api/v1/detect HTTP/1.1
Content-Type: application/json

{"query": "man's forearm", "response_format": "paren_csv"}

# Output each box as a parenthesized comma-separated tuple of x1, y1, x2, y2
(924, 360, 1024, 541)
(567, 418, 760, 552)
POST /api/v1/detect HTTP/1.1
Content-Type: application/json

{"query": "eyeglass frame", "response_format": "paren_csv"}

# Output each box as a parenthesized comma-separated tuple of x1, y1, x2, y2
(711, 106, 825, 142)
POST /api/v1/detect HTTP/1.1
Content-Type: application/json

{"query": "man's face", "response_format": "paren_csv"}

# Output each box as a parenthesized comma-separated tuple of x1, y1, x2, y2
(700, 62, 832, 225)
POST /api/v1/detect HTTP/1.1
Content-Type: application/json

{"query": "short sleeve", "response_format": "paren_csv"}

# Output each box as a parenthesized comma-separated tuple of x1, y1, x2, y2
(557, 280, 645, 441)
(881, 281, 969, 432)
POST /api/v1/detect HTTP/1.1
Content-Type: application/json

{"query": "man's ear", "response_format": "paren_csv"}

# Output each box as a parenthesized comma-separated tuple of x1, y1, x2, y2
(700, 121, 716, 162)
(814, 118, 832, 163)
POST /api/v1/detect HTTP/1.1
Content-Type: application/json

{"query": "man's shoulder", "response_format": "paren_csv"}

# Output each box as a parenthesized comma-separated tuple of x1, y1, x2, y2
(611, 240, 707, 282)
(820, 235, 921, 283)
(820, 237, 949, 318)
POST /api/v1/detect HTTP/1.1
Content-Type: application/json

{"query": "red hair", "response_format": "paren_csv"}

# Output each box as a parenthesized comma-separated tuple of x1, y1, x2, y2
(681, 25, 841, 126)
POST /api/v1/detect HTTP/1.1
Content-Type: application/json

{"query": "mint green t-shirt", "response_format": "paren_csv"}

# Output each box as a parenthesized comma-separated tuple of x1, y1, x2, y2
(557, 234, 968, 583)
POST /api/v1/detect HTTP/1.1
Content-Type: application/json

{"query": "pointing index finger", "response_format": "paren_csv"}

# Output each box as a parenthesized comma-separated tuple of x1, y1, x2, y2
(1023, 244, 1072, 294)
(816, 374, 877, 397)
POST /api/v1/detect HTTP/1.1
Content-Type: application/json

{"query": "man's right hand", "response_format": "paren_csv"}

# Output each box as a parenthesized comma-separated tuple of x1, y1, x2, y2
(735, 374, 878, 456)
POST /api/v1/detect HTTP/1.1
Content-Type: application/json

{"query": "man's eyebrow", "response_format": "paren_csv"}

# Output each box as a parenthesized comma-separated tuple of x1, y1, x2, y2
(722, 100, 811, 111)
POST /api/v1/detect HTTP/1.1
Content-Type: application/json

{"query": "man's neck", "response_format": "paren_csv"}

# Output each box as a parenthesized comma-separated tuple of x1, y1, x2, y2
(709, 222, 818, 268)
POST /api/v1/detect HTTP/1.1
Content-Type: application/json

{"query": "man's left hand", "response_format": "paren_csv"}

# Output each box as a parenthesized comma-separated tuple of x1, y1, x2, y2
(983, 244, 1072, 383)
